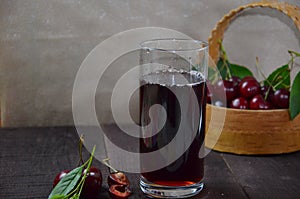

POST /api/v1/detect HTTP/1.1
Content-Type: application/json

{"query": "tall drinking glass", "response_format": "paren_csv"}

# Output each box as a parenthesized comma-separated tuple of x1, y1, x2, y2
(139, 39, 208, 198)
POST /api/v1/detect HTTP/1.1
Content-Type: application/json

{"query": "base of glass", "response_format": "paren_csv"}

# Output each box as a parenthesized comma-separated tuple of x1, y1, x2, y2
(140, 177, 204, 198)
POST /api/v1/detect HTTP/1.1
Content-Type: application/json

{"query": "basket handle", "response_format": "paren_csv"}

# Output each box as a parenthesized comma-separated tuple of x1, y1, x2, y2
(208, 0, 300, 63)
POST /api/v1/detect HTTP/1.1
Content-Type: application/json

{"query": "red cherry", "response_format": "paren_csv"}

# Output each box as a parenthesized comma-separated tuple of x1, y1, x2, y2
(228, 76, 241, 87)
(249, 95, 272, 110)
(53, 170, 70, 188)
(215, 79, 238, 102)
(109, 185, 131, 199)
(239, 77, 260, 98)
(230, 97, 249, 109)
(273, 88, 290, 109)
(108, 172, 130, 187)
(260, 85, 273, 99)
(82, 167, 102, 199)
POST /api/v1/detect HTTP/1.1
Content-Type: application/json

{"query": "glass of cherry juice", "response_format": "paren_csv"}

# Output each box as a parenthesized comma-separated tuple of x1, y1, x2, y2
(139, 38, 208, 198)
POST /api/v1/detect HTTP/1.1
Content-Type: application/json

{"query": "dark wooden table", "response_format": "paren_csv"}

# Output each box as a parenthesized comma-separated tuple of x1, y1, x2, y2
(0, 126, 299, 199)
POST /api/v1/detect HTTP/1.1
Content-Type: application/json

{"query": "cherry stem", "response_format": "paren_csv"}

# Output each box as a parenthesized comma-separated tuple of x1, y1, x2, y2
(287, 50, 300, 72)
(255, 57, 268, 83)
(78, 145, 96, 196)
(102, 158, 118, 173)
(78, 135, 85, 166)
(255, 58, 273, 101)
(219, 40, 232, 79)
(66, 145, 96, 198)
(264, 86, 272, 101)
(288, 50, 300, 57)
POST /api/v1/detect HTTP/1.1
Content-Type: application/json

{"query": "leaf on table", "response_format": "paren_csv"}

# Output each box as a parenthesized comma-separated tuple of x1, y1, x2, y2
(290, 72, 300, 120)
(230, 63, 253, 79)
(264, 64, 290, 90)
(49, 195, 66, 199)
(48, 166, 83, 199)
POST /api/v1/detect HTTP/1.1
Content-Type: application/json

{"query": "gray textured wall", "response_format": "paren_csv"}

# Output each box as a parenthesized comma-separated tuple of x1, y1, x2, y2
(0, 0, 300, 127)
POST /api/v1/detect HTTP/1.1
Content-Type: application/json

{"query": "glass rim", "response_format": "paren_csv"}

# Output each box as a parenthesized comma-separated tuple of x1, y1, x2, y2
(140, 38, 208, 52)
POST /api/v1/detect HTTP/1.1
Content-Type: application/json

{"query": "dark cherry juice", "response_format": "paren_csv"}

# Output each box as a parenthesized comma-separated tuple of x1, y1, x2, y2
(140, 70, 206, 186)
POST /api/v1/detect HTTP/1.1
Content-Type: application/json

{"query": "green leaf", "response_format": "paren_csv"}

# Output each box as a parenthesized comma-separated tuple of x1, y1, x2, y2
(289, 50, 300, 57)
(264, 64, 290, 90)
(208, 66, 217, 83)
(290, 72, 300, 120)
(49, 195, 66, 199)
(191, 65, 197, 71)
(230, 63, 253, 79)
(48, 166, 83, 199)
(216, 58, 230, 80)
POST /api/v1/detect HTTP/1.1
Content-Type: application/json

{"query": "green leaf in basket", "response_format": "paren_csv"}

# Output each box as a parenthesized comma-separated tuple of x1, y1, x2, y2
(290, 71, 300, 120)
(208, 66, 218, 83)
(216, 58, 230, 80)
(216, 58, 253, 80)
(230, 63, 254, 79)
(264, 64, 290, 90)
(48, 165, 83, 199)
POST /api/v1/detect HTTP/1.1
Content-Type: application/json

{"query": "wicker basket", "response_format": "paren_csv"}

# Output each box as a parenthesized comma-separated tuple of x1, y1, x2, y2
(205, 1, 300, 155)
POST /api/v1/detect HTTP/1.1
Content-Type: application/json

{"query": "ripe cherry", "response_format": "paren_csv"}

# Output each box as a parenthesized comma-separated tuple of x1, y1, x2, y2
(228, 76, 241, 87)
(260, 85, 275, 105)
(215, 79, 238, 102)
(82, 167, 102, 199)
(249, 95, 272, 110)
(53, 170, 70, 188)
(273, 88, 290, 109)
(230, 97, 249, 109)
(109, 185, 131, 199)
(108, 172, 130, 187)
(239, 77, 260, 98)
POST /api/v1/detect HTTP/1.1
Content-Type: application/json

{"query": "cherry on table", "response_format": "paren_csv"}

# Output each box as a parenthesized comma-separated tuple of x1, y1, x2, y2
(53, 170, 70, 188)
(109, 185, 131, 199)
(82, 167, 102, 199)
(249, 94, 272, 110)
(273, 88, 290, 109)
(108, 172, 130, 187)
(230, 97, 249, 109)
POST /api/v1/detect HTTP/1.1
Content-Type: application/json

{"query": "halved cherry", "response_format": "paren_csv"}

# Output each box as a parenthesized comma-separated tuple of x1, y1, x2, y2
(108, 172, 130, 187)
(109, 185, 131, 199)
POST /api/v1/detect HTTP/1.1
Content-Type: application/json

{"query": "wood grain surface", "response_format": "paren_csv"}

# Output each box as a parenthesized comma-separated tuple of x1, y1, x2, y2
(0, 126, 299, 199)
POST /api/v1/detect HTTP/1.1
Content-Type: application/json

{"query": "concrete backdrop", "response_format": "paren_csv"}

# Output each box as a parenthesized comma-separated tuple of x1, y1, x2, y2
(0, 0, 300, 127)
